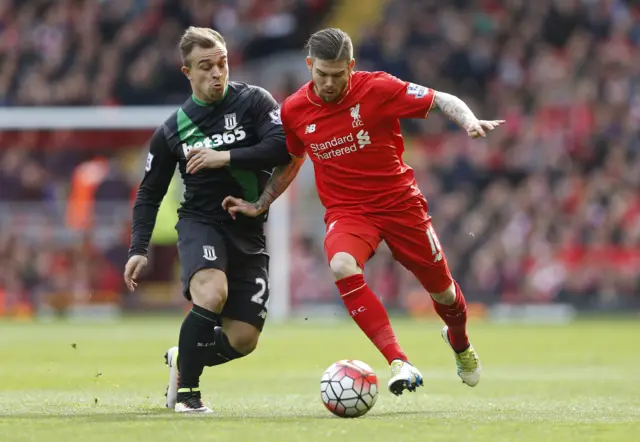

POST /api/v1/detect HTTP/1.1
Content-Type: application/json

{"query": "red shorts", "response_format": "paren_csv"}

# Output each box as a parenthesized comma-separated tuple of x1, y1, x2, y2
(324, 197, 453, 294)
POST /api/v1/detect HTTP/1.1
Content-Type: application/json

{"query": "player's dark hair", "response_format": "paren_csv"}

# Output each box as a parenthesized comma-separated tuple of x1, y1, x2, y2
(179, 26, 226, 66)
(306, 28, 353, 62)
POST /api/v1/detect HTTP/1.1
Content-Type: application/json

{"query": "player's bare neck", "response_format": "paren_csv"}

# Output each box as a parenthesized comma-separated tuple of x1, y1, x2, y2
(192, 84, 228, 106)
(192, 92, 212, 106)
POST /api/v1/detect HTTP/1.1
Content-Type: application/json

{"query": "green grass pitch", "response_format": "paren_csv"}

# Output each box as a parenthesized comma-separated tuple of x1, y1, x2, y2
(1, 316, 639, 441)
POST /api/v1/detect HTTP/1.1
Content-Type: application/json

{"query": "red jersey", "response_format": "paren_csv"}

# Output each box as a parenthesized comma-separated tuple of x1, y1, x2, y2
(281, 71, 435, 216)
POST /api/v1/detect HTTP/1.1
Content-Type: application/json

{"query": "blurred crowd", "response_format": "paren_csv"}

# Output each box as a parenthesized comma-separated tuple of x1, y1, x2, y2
(0, 0, 332, 106)
(291, 0, 640, 311)
(1, 0, 639, 315)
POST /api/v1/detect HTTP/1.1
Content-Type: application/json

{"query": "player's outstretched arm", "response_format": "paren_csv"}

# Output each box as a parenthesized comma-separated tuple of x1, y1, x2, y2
(125, 126, 177, 291)
(222, 154, 305, 219)
(433, 91, 505, 138)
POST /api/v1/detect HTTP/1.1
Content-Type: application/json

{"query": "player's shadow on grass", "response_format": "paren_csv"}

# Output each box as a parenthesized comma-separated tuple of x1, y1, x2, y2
(4, 410, 428, 421)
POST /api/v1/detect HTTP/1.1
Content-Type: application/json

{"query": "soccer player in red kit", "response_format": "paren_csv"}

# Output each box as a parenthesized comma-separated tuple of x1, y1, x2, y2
(221, 28, 504, 395)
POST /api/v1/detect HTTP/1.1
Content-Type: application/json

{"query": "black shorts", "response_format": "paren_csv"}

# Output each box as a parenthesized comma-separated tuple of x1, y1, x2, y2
(176, 218, 269, 330)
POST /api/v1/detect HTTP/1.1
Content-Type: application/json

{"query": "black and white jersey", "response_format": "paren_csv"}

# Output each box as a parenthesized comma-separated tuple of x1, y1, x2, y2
(128, 82, 289, 258)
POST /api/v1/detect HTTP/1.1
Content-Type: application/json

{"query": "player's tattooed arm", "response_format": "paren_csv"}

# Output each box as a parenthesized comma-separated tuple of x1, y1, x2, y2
(433, 91, 478, 130)
(222, 154, 305, 219)
(433, 91, 505, 138)
(253, 155, 305, 213)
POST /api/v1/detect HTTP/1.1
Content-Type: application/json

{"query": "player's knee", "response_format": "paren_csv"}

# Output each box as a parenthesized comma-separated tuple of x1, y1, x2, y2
(430, 281, 456, 305)
(329, 252, 362, 280)
(189, 268, 228, 311)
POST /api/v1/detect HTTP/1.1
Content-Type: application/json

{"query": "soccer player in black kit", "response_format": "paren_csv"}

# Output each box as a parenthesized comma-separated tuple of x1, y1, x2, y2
(123, 27, 292, 413)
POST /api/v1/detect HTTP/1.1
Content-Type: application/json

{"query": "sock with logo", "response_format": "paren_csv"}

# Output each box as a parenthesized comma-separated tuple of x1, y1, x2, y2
(432, 281, 469, 352)
(204, 325, 246, 366)
(336, 274, 407, 364)
(178, 304, 220, 389)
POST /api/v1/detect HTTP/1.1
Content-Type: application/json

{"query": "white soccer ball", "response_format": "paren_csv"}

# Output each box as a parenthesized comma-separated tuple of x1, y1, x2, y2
(320, 359, 379, 418)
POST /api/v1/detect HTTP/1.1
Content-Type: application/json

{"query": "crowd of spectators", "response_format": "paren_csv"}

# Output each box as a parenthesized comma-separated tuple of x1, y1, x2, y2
(290, 0, 640, 311)
(1, 0, 639, 315)
(0, 0, 332, 106)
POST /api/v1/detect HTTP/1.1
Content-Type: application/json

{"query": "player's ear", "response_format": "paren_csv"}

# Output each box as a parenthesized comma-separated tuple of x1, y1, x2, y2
(181, 65, 191, 80)
(349, 58, 355, 72)
(305, 56, 313, 72)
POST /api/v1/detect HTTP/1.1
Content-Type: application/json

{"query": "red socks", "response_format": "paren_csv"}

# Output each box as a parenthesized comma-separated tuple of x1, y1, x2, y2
(336, 274, 407, 364)
(337, 275, 469, 358)
(432, 281, 469, 352)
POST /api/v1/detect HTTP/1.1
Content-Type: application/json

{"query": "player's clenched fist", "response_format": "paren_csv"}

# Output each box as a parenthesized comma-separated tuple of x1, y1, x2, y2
(124, 255, 148, 292)
(465, 119, 505, 139)
(222, 196, 264, 220)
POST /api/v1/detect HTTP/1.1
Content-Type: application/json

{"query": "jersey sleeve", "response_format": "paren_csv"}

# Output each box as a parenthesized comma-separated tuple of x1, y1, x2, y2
(374, 72, 436, 120)
(252, 87, 285, 140)
(281, 101, 306, 158)
(228, 87, 289, 170)
(128, 126, 177, 258)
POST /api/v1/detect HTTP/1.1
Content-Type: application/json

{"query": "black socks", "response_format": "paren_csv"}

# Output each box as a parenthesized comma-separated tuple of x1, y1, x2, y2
(177, 304, 220, 389)
(204, 325, 246, 367)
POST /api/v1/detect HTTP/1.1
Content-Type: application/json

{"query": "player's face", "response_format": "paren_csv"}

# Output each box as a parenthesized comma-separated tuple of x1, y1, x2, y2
(307, 57, 355, 102)
(182, 44, 229, 103)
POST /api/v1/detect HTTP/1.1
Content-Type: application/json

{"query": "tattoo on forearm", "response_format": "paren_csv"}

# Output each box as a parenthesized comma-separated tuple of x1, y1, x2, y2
(253, 157, 304, 212)
(434, 91, 477, 130)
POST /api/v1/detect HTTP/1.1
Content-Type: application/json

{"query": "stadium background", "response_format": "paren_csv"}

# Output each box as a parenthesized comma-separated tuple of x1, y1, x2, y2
(1, 0, 639, 322)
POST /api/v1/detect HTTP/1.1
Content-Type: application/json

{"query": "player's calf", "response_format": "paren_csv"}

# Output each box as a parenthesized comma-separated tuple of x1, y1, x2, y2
(203, 324, 250, 367)
(178, 269, 227, 396)
(331, 253, 418, 393)
(165, 321, 259, 410)
(223, 318, 260, 355)
(430, 281, 469, 352)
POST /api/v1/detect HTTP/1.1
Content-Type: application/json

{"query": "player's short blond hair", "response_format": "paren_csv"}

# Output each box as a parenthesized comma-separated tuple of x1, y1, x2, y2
(179, 26, 226, 66)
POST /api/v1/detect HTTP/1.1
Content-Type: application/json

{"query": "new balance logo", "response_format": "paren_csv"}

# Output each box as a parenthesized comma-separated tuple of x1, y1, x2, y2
(357, 130, 370, 149)
(258, 310, 267, 319)
(305, 124, 316, 134)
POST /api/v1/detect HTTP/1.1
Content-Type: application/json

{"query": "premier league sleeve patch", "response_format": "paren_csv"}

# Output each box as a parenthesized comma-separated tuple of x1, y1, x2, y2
(145, 153, 154, 172)
(269, 108, 282, 125)
(406, 83, 429, 99)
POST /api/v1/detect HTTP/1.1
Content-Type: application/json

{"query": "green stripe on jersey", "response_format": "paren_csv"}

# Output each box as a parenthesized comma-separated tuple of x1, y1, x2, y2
(177, 108, 204, 142)
(228, 169, 259, 203)
(177, 107, 259, 203)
